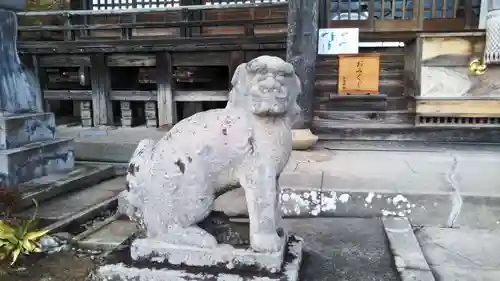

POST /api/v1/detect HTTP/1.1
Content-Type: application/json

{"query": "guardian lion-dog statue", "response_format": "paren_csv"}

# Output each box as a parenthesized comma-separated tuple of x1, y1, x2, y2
(119, 55, 301, 253)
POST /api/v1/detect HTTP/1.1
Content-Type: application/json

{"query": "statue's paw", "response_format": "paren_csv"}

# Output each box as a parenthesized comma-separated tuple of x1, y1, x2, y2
(250, 233, 282, 253)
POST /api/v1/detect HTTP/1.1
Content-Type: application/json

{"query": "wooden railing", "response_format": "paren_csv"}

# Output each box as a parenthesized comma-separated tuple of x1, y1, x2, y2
(16, 0, 483, 43)
(16, 2, 288, 41)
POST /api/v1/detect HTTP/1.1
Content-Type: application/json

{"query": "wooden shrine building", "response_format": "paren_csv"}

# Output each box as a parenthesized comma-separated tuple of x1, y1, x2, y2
(16, 0, 500, 142)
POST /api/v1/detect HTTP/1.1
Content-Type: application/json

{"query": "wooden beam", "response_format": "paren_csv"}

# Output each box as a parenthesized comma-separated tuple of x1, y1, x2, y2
(90, 54, 113, 125)
(416, 98, 500, 116)
(43, 90, 92, 100)
(174, 90, 229, 102)
(16, 2, 288, 17)
(286, 0, 318, 129)
(156, 52, 175, 126)
(39, 55, 91, 67)
(106, 54, 156, 67)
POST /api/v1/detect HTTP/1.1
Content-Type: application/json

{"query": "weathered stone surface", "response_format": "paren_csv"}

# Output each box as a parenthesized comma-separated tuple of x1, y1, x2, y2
(130, 235, 287, 274)
(417, 227, 500, 269)
(0, 0, 27, 11)
(0, 9, 40, 114)
(120, 56, 301, 254)
(79, 220, 138, 251)
(18, 163, 115, 209)
(0, 112, 56, 150)
(0, 138, 74, 186)
(417, 227, 500, 281)
(382, 217, 435, 281)
(92, 235, 303, 281)
(291, 129, 318, 150)
(19, 176, 125, 220)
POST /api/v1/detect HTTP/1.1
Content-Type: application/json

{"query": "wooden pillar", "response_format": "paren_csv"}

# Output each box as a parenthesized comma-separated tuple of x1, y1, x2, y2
(286, 0, 319, 130)
(90, 54, 113, 126)
(229, 51, 245, 87)
(156, 52, 176, 127)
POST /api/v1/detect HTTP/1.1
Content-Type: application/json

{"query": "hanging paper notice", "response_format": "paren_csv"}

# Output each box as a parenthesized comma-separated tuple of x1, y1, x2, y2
(338, 53, 380, 95)
(318, 28, 359, 55)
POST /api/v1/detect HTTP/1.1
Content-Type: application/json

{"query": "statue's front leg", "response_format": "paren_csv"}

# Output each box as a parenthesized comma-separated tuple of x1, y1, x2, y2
(240, 164, 282, 253)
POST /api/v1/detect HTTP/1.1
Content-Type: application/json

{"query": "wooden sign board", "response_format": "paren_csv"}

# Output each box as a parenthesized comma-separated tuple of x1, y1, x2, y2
(338, 53, 380, 95)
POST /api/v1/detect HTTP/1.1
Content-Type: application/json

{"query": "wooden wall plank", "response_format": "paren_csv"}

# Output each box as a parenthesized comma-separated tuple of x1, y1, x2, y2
(39, 55, 91, 67)
(107, 54, 156, 67)
(173, 52, 229, 66)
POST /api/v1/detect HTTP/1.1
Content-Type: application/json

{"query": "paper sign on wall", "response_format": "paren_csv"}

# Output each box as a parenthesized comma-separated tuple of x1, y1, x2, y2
(318, 28, 359, 55)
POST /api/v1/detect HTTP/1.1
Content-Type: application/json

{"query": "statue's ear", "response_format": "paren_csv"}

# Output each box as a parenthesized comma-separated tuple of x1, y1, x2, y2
(231, 63, 247, 87)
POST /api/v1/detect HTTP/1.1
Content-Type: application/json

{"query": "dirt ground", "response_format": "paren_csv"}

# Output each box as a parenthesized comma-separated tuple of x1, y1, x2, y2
(1, 251, 96, 281)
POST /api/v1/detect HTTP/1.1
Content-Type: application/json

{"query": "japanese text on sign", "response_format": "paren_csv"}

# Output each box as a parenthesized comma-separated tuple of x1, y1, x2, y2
(318, 28, 359, 55)
(338, 54, 380, 95)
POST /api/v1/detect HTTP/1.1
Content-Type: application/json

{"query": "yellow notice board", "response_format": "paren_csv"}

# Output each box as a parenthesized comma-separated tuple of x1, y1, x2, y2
(338, 53, 380, 95)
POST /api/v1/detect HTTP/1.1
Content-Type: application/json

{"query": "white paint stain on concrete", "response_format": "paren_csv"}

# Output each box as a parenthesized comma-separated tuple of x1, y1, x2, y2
(338, 194, 350, 203)
(392, 194, 408, 206)
(365, 192, 375, 204)
(321, 191, 337, 212)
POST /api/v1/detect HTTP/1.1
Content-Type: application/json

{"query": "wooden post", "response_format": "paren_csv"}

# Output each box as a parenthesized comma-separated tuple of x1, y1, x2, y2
(228, 51, 245, 88)
(156, 52, 176, 127)
(90, 54, 113, 126)
(286, 0, 318, 130)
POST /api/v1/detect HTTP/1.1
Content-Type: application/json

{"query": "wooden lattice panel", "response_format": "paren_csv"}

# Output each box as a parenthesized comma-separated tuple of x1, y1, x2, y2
(91, 0, 180, 10)
(417, 116, 500, 127)
(415, 98, 500, 127)
(203, 0, 286, 5)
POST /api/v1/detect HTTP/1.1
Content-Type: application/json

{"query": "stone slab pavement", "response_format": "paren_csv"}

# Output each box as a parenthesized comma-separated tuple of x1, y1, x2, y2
(416, 226, 500, 281)
(383, 215, 500, 281)
(58, 126, 500, 228)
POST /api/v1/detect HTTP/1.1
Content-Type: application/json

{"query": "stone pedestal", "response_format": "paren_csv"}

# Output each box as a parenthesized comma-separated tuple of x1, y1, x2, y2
(92, 235, 303, 281)
(0, 8, 75, 187)
(0, 113, 74, 186)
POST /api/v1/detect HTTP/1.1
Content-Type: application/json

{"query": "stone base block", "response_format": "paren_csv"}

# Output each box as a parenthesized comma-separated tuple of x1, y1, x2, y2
(130, 233, 287, 274)
(0, 112, 56, 150)
(0, 138, 75, 186)
(92, 235, 303, 281)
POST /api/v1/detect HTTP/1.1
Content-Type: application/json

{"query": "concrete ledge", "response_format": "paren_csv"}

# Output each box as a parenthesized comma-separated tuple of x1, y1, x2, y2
(0, 138, 74, 185)
(0, 112, 56, 150)
(18, 162, 115, 209)
(382, 216, 435, 281)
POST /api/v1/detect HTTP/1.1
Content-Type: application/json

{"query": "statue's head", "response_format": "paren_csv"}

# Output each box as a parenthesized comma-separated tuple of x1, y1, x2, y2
(229, 56, 301, 121)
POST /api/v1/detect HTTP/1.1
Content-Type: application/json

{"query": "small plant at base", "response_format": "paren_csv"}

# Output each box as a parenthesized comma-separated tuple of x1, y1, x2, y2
(0, 199, 49, 265)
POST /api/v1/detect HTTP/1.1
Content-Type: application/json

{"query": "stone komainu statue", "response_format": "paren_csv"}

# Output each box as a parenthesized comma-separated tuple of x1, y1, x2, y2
(119, 55, 301, 253)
